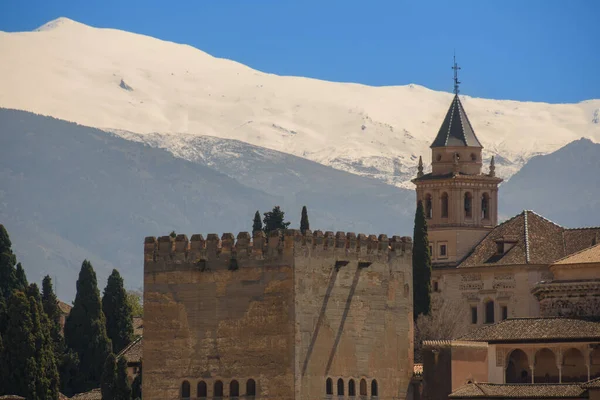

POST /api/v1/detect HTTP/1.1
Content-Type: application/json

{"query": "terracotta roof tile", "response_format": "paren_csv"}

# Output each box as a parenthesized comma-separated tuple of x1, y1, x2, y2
(457, 317, 600, 343)
(58, 300, 72, 315)
(554, 243, 600, 265)
(0, 396, 26, 400)
(117, 336, 142, 363)
(133, 316, 143, 337)
(459, 211, 600, 268)
(449, 383, 587, 398)
(70, 389, 102, 400)
(582, 377, 600, 388)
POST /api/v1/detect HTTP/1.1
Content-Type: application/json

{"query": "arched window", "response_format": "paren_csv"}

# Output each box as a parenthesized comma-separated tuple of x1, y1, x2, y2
(481, 193, 490, 219)
(246, 379, 256, 396)
(337, 378, 344, 395)
(591, 348, 600, 379)
(484, 300, 494, 324)
(197, 381, 208, 398)
(562, 348, 587, 382)
(360, 379, 367, 396)
(326, 378, 333, 395)
(371, 379, 378, 397)
(441, 192, 449, 218)
(425, 195, 432, 219)
(214, 381, 224, 398)
(349, 379, 356, 396)
(534, 348, 559, 383)
(181, 381, 191, 399)
(464, 192, 472, 218)
(506, 349, 531, 383)
(230, 380, 240, 397)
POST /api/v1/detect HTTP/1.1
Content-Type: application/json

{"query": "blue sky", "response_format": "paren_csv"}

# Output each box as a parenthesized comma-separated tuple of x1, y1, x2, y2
(1, 0, 598, 103)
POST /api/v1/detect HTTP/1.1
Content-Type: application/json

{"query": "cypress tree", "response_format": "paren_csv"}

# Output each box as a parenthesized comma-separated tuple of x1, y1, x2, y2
(262, 206, 291, 234)
(0, 224, 17, 299)
(101, 354, 116, 400)
(64, 260, 112, 393)
(102, 269, 134, 354)
(58, 349, 80, 397)
(114, 357, 131, 400)
(131, 366, 142, 400)
(26, 284, 60, 400)
(413, 200, 432, 320)
(300, 205, 310, 234)
(15, 263, 28, 292)
(252, 210, 262, 233)
(1, 290, 38, 399)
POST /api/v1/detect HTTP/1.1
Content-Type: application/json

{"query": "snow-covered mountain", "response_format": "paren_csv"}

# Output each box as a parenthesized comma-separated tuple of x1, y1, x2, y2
(1, 17, 599, 188)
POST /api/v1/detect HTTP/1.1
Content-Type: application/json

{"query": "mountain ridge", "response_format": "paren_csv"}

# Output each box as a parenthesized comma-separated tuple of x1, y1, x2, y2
(1, 17, 599, 189)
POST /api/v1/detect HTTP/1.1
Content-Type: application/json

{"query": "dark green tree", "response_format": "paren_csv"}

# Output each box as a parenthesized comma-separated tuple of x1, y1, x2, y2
(126, 290, 143, 319)
(42, 276, 64, 353)
(300, 205, 310, 234)
(413, 200, 432, 320)
(15, 263, 28, 292)
(252, 210, 262, 233)
(114, 357, 131, 400)
(131, 366, 142, 400)
(0, 291, 39, 399)
(262, 206, 290, 234)
(64, 260, 112, 393)
(100, 353, 116, 400)
(0, 224, 17, 299)
(102, 269, 134, 354)
(169, 230, 176, 238)
(26, 284, 60, 400)
(58, 349, 80, 397)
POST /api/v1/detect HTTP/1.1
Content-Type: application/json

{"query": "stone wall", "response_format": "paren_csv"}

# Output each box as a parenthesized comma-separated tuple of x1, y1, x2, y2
(143, 230, 413, 400)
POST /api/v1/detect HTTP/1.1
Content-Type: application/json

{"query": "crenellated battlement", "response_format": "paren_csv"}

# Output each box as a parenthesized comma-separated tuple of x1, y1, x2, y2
(144, 229, 412, 272)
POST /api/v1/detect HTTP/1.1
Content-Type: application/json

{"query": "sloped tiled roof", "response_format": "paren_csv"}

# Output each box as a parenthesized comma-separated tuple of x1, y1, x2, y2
(58, 300, 72, 315)
(0, 396, 26, 400)
(133, 316, 143, 337)
(449, 383, 587, 398)
(70, 389, 102, 400)
(582, 377, 600, 388)
(459, 211, 600, 268)
(117, 336, 142, 363)
(431, 95, 482, 148)
(554, 243, 600, 265)
(457, 317, 600, 343)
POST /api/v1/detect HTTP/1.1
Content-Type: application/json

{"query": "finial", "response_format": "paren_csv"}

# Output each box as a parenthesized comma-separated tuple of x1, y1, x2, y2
(452, 51, 461, 95)
(417, 156, 424, 178)
(489, 156, 496, 177)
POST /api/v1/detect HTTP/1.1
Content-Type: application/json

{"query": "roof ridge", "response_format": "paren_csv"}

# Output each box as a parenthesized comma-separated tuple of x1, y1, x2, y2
(116, 335, 142, 359)
(526, 210, 565, 230)
(565, 226, 600, 230)
(446, 97, 457, 146)
(524, 210, 530, 264)
(552, 242, 600, 264)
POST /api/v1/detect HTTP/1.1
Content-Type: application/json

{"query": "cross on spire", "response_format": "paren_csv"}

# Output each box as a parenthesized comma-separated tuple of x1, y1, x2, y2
(452, 52, 461, 94)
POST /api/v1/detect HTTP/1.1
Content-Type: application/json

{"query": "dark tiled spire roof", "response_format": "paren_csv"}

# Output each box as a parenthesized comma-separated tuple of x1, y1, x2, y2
(431, 95, 483, 148)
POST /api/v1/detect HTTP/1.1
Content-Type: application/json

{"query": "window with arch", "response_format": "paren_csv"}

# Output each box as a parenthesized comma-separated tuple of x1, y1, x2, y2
(441, 192, 449, 218)
(424, 195, 433, 219)
(360, 379, 367, 396)
(337, 378, 344, 395)
(349, 379, 356, 396)
(534, 348, 559, 383)
(246, 379, 256, 396)
(181, 381, 191, 399)
(326, 378, 333, 395)
(464, 192, 472, 218)
(481, 193, 490, 220)
(197, 381, 208, 398)
(371, 379, 378, 397)
(506, 349, 531, 383)
(214, 381, 224, 398)
(484, 300, 494, 324)
(230, 380, 240, 397)
(562, 348, 587, 382)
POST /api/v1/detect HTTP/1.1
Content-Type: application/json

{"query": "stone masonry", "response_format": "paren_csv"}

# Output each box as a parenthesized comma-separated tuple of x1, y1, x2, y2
(143, 230, 414, 400)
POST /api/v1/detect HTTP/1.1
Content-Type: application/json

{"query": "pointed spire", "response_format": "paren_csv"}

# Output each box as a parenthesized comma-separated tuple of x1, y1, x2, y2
(417, 156, 424, 178)
(489, 156, 496, 177)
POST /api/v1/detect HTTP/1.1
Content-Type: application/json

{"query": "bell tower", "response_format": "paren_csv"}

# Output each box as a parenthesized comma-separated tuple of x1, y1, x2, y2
(412, 58, 503, 266)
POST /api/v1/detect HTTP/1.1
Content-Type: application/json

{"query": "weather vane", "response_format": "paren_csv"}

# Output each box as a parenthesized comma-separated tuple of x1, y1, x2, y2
(452, 51, 461, 94)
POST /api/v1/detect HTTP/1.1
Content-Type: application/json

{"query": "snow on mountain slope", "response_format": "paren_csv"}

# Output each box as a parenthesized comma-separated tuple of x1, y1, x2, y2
(1, 17, 599, 187)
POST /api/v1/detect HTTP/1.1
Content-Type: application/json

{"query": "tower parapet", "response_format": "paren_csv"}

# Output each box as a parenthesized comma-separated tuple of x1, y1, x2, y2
(145, 230, 412, 273)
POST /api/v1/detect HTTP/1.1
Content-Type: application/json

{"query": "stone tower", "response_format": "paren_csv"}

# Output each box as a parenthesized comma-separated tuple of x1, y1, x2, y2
(143, 230, 414, 400)
(412, 94, 503, 266)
